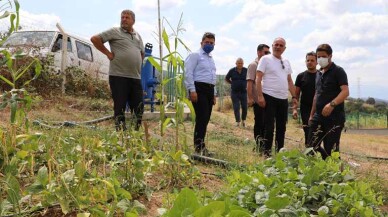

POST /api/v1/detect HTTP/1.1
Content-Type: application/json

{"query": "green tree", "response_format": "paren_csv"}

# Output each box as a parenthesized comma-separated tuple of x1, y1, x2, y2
(366, 97, 376, 105)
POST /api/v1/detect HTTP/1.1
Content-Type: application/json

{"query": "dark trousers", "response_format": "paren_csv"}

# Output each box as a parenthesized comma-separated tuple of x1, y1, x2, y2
(263, 93, 288, 156)
(308, 115, 344, 159)
(109, 76, 144, 131)
(231, 91, 247, 122)
(192, 82, 214, 151)
(300, 105, 312, 145)
(253, 103, 265, 151)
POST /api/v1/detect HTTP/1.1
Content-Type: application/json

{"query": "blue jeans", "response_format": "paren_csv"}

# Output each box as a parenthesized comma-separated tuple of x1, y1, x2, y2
(231, 91, 247, 122)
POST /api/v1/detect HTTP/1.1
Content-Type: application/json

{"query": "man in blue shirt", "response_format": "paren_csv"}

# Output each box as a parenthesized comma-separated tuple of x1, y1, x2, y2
(184, 32, 217, 156)
(225, 58, 248, 127)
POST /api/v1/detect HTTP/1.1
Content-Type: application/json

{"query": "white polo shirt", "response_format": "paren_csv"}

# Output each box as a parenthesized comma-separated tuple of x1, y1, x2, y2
(257, 54, 292, 99)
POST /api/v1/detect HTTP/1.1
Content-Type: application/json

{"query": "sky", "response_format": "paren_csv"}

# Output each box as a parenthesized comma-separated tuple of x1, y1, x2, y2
(1, 0, 388, 100)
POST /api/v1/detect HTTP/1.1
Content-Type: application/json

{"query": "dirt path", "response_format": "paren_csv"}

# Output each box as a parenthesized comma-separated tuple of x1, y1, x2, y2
(346, 128, 388, 136)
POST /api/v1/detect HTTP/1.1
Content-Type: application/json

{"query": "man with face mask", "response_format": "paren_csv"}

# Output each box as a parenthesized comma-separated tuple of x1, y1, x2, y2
(308, 44, 349, 159)
(91, 9, 145, 131)
(293, 51, 318, 146)
(184, 32, 217, 156)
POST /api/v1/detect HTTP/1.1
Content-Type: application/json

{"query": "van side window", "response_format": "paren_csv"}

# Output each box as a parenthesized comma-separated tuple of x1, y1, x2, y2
(76, 41, 93, 62)
(52, 34, 72, 52)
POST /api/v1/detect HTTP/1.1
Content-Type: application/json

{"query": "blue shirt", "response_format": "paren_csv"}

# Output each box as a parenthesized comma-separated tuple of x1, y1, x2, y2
(184, 48, 217, 94)
(225, 67, 247, 92)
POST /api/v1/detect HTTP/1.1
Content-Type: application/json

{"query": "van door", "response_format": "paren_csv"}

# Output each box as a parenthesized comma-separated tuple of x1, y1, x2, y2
(51, 33, 77, 73)
(75, 40, 102, 79)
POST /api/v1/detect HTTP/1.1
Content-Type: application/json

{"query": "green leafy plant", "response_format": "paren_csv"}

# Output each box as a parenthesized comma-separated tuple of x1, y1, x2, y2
(148, 14, 195, 150)
(225, 150, 384, 216)
(0, 50, 42, 125)
(0, 0, 20, 46)
(161, 188, 251, 217)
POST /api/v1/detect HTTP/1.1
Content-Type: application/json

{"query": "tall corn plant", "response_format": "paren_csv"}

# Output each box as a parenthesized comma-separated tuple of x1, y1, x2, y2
(148, 14, 195, 150)
(0, 0, 19, 46)
(0, 0, 41, 126)
(0, 1, 27, 215)
(0, 50, 42, 125)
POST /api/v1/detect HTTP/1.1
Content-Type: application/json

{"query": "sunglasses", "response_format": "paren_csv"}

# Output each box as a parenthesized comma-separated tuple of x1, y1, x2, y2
(280, 60, 285, 69)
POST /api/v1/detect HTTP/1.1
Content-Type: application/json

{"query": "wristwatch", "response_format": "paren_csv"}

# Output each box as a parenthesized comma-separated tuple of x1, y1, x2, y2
(330, 101, 336, 107)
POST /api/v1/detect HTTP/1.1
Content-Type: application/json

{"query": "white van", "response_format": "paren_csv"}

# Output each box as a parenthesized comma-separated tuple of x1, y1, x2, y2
(1, 30, 109, 80)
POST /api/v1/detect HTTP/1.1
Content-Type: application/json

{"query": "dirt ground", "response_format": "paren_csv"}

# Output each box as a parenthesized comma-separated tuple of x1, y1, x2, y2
(1, 96, 387, 216)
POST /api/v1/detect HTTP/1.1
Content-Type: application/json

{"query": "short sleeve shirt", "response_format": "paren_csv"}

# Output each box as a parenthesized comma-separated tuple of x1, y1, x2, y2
(257, 54, 292, 99)
(247, 58, 259, 103)
(295, 71, 316, 108)
(99, 27, 144, 79)
(225, 67, 247, 92)
(315, 62, 348, 120)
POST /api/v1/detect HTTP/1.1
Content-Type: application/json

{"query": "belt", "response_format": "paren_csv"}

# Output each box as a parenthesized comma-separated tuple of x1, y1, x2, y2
(194, 81, 215, 88)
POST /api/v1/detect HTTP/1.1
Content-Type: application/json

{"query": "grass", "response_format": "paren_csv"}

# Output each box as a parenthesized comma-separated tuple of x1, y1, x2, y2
(1, 95, 387, 216)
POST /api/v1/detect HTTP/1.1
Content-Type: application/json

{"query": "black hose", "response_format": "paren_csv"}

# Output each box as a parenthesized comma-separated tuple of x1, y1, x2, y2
(32, 115, 114, 129)
(342, 151, 388, 161)
(190, 154, 230, 168)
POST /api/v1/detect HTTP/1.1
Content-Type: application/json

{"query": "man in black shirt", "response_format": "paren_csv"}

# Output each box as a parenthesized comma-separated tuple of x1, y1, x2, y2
(225, 58, 248, 127)
(308, 44, 349, 159)
(293, 52, 317, 146)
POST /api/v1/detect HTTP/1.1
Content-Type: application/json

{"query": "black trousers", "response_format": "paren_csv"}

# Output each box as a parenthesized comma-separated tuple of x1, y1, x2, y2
(192, 82, 214, 151)
(308, 115, 344, 159)
(263, 93, 288, 156)
(109, 76, 144, 131)
(253, 103, 265, 151)
(300, 105, 312, 145)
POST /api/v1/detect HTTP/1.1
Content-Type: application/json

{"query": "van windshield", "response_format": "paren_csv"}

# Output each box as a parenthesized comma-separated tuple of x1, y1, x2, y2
(2, 31, 55, 48)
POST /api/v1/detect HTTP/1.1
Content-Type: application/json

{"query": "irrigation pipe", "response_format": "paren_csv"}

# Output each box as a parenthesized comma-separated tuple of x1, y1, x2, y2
(341, 151, 388, 161)
(190, 150, 388, 171)
(32, 115, 114, 129)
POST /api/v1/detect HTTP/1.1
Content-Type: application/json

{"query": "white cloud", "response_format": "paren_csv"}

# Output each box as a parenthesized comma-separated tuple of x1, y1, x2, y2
(334, 47, 371, 62)
(0, 9, 60, 32)
(133, 0, 186, 12)
(19, 9, 60, 31)
(209, 0, 244, 6)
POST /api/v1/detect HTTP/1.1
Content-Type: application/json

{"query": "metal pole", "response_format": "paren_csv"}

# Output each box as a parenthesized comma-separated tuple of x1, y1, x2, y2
(56, 23, 68, 94)
(158, 0, 163, 104)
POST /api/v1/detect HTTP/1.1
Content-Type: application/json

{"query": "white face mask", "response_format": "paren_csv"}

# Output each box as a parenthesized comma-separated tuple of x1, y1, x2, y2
(317, 57, 329, 68)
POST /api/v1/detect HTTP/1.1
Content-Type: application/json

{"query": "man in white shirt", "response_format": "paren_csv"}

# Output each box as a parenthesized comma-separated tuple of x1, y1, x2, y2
(255, 37, 297, 157)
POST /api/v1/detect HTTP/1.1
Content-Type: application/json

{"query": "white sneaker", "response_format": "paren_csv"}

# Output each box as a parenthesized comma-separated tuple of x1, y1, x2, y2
(242, 121, 246, 127)
(235, 122, 240, 127)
